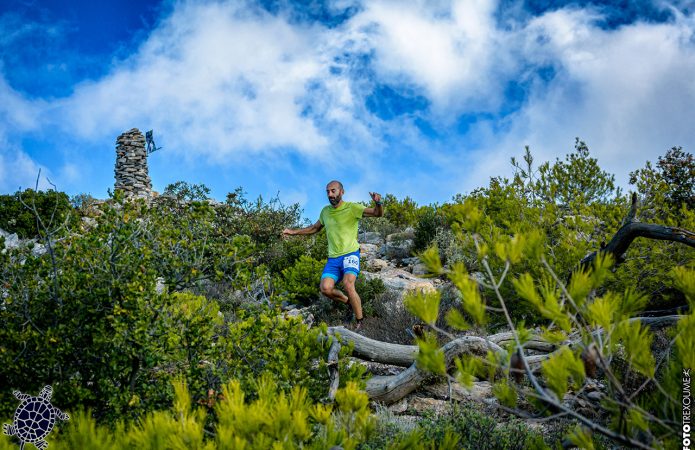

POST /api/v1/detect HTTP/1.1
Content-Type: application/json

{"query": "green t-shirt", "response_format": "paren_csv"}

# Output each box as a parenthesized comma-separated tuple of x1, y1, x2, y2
(319, 201, 367, 258)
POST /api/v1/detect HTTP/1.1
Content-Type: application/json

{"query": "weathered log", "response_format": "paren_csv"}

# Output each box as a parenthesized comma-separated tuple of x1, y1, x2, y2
(329, 315, 683, 404)
(327, 327, 418, 366)
(488, 331, 558, 353)
(580, 193, 695, 269)
(326, 336, 341, 401)
(365, 336, 505, 404)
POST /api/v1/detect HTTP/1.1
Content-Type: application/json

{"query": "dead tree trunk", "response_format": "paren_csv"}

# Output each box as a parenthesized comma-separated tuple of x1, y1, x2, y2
(580, 193, 695, 269)
(329, 315, 682, 404)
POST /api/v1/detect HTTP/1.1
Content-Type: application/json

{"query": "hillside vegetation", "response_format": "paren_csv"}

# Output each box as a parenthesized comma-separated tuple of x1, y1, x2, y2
(0, 142, 693, 449)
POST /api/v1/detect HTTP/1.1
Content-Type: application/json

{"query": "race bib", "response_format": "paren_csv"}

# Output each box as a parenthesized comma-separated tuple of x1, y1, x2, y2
(343, 254, 359, 270)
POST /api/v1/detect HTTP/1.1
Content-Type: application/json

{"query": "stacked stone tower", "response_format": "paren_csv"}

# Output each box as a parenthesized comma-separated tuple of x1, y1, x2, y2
(114, 128, 152, 198)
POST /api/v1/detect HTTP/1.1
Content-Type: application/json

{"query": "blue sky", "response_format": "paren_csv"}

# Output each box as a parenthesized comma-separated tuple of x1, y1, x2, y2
(1, 0, 694, 221)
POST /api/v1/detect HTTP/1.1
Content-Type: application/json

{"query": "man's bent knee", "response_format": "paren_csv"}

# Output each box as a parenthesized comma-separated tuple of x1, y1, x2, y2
(320, 278, 336, 296)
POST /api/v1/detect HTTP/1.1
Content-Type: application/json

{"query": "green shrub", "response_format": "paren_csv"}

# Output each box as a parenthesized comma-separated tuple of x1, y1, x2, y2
(413, 206, 444, 253)
(383, 194, 420, 229)
(162, 180, 211, 201)
(355, 276, 386, 318)
(219, 313, 366, 401)
(218, 187, 302, 246)
(0, 189, 76, 238)
(0, 377, 375, 449)
(263, 229, 328, 276)
(274, 255, 324, 305)
(0, 193, 277, 422)
(416, 406, 548, 450)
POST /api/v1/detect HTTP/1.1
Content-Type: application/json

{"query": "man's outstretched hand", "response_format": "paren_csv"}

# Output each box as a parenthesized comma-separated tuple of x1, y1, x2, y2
(282, 228, 294, 237)
(369, 192, 382, 203)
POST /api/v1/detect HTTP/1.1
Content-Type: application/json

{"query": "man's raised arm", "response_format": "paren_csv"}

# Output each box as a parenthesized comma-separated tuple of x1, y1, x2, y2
(282, 220, 323, 236)
(362, 192, 383, 217)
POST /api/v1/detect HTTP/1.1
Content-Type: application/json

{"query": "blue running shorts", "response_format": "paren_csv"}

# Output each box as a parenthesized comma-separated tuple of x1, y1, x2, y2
(321, 250, 360, 283)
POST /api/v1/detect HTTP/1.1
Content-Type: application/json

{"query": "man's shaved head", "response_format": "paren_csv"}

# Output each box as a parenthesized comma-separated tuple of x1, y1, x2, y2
(326, 180, 344, 190)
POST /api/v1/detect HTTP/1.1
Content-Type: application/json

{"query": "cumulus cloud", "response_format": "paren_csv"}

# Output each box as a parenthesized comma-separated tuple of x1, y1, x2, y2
(0, 76, 52, 192)
(2, 0, 695, 206)
(57, 2, 347, 162)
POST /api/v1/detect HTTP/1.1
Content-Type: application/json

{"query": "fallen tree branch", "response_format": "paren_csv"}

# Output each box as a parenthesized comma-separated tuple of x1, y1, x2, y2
(329, 315, 681, 371)
(326, 336, 341, 401)
(326, 315, 683, 404)
(327, 327, 418, 366)
(363, 334, 505, 404)
(580, 193, 695, 269)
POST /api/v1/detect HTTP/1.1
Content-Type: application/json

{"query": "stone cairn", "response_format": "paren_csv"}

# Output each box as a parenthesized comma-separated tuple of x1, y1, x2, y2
(114, 128, 152, 198)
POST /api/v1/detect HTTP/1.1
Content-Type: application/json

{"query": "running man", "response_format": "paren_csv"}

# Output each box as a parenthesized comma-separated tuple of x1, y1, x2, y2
(282, 180, 383, 330)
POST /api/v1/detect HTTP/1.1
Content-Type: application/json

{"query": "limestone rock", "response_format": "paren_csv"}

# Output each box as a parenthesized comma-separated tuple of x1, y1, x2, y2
(363, 268, 436, 295)
(359, 243, 379, 259)
(0, 229, 20, 250)
(408, 396, 451, 415)
(388, 398, 408, 414)
(359, 231, 384, 245)
(368, 258, 389, 271)
(411, 263, 429, 276)
(423, 381, 493, 402)
(381, 239, 413, 259)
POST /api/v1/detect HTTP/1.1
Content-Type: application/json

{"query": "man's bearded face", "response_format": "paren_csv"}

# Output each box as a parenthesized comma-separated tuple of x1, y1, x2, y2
(327, 185, 343, 206)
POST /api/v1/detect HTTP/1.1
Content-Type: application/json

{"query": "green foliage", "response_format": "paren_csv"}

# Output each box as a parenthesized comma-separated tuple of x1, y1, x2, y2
(220, 187, 302, 246)
(221, 314, 365, 401)
(0, 188, 76, 238)
(27, 377, 375, 450)
(414, 332, 446, 375)
(274, 255, 323, 305)
(404, 290, 440, 325)
(355, 276, 386, 317)
(541, 347, 585, 400)
(527, 139, 621, 210)
(405, 163, 692, 448)
(382, 194, 420, 228)
(413, 206, 444, 252)
(162, 181, 211, 202)
(415, 405, 548, 450)
(0, 191, 363, 424)
(630, 146, 694, 212)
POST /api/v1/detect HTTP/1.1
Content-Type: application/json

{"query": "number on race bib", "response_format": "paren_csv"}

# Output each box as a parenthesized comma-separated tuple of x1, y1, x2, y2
(343, 255, 359, 270)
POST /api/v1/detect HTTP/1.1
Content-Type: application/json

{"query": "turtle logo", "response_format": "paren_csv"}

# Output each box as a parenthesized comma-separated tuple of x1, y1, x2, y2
(3, 386, 69, 450)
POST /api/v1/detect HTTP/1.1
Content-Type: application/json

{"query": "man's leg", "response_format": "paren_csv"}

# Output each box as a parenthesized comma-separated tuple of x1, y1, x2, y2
(320, 276, 349, 304)
(341, 273, 362, 320)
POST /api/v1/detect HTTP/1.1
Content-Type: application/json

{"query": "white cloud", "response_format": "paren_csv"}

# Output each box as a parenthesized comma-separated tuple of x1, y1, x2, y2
(0, 146, 52, 193)
(0, 75, 52, 192)
(3, 0, 695, 204)
(57, 2, 348, 162)
(349, 0, 508, 116)
(488, 8, 695, 188)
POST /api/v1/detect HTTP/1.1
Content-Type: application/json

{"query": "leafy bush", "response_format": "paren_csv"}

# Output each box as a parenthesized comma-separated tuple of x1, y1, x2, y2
(630, 146, 694, 212)
(0, 192, 362, 424)
(0, 377, 375, 450)
(416, 406, 548, 450)
(219, 313, 365, 401)
(382, 194, 421, 228)
(218, 187, 302, 246)
(0, 189, 76, 238)
(162, 180, 211, 201)
(263, 229, 328, 276)
(413, 206, 444, 252)
(274, 255, 324, 305)
(407, 198, 694, 449)
(355, 276, 386, 318)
